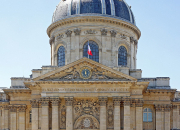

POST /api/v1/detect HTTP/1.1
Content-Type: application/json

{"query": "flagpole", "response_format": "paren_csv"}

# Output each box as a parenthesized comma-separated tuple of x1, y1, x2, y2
(88, 40, 89, 59)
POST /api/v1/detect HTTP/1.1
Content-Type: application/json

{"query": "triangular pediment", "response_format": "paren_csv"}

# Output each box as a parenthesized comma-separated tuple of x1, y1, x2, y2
(33, 58, 137, 81)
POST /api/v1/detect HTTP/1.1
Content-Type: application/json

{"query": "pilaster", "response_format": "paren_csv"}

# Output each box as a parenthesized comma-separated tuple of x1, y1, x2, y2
(30, 99, 39, 130)
(4, 105, 9, 130)
(1, 106, 5, 130)
(51, 98, 61, 130)
(123, 98, 130, 130)
(99, 97, 107, 130)
(18, 105, 26, 130)
(164, 105, 172, 130)
(155, 104, 163, 130)
(9, 105, 17, 130)
(113, 97, 121, 130)
(135, 99, 143, 130)
(41, 97, 50, 130)
(65, 97, 74, 130)
(172, 105, 179, 129)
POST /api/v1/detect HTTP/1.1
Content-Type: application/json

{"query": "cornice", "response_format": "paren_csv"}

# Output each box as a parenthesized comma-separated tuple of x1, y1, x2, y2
(26, 80, 136, 85)
(32, 58, 137, 82)
(47, 15, 141, 39)
(145, 89, 176, 93)
(3, 89, 31, 94)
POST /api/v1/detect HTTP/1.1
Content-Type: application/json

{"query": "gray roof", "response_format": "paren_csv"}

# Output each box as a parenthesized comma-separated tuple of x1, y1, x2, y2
(52, 0, 135, 25)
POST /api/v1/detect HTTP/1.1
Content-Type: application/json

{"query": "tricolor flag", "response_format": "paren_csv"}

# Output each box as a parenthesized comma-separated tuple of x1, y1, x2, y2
(87, 42, 93, 56)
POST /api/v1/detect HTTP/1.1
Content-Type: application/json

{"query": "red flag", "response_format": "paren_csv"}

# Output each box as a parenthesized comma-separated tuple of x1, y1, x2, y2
(87, 43, 93, 56)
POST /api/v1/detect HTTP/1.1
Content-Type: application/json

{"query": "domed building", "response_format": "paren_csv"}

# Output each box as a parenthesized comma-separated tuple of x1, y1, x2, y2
(0, 0, 180, 130)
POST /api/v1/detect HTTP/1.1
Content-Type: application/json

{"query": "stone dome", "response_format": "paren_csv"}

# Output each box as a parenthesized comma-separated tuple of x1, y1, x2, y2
(52, 0, 136, 25)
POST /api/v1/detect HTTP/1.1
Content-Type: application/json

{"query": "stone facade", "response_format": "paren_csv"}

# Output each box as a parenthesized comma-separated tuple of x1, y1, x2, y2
(1, 1, 180, 130)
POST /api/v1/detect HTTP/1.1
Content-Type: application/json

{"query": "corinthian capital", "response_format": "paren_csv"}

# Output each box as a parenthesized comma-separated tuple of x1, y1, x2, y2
(30, 99, 39, 108)
(65, 97, 74, 106)
(113, 97, 121, 106)
(40, 97, 50, 106)
(18, 105, 27, 112)
(123, 98, 130, 106)
(50, 98, 61, 106)
(98, 97, 107, 106)
(9, 105, 17, 112)
(135, 99, 144, 107)
(66, 29, 72, 37)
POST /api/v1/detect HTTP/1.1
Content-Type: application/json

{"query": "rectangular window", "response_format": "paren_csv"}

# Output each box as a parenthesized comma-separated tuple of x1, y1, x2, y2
(148, 113, 152, 122)
(143, 113, 147, 122)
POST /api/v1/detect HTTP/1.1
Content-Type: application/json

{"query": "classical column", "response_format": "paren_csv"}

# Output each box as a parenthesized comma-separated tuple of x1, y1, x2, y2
(65, 97, 74, 130)
(30, 99, 39, 130)
(135, 99, 143, 130)
(155, 105, 163, 130)
(9, 105, 17, 130)
(65, 29, 72, 64)
(18, 105, 26, 130)
(4, 105, 9, 130)
(99, 97, 107, 130)
(41, 97, 50, 130)
(124, 98, 130, 130)
(51, 98, 60, 130)
(164, 105, 171, 130)
(113, 97, 121, 130)
(172, 105, 179, 129)
(73, 28, 81, 61)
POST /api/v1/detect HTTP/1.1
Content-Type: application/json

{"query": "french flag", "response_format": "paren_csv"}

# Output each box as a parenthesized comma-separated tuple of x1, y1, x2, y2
(87, 42, 93, 56)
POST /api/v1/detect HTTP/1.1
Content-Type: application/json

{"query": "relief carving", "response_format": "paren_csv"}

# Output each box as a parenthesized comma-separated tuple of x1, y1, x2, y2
(18, 105, 27, 112)
(75, 117, 99, 129)
(63, 68, 80, 80)
(60, 105, 66, 129)
(100, 28, 107, 36)
(120, 34, 127, 39)
(74, 28, 81, 35)
(84, 29, 97, 34)
(73, 99, 100, 122)
(57, 34, 64, 40)
(66, 29, 72, 37)
(107, 105, 114, 128)
(110, 30, 117, 37)
(30, 99, 39, 108)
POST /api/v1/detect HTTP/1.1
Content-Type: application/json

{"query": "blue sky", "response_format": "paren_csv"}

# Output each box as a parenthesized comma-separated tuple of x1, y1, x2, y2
(0, 0, 180, 89)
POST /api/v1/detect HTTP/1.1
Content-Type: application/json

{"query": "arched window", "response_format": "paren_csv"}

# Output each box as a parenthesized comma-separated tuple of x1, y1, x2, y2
(118, 46, 127, 66)
(83, 41, 99, 62)
(143, 108, 152, 122)
(57, 46, 65, 67)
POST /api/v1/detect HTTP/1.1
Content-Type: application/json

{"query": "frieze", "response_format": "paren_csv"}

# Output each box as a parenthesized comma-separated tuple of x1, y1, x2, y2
(42, 87, 129, 93)
(65, 29, 72, 37)
(84, 29, 97, 34)
(65, 97, 74, 106)
(74, 28, 81, 35)
(100, 28, 107, 36)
